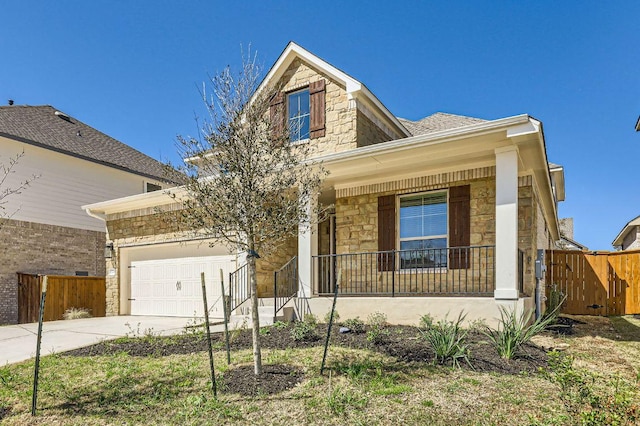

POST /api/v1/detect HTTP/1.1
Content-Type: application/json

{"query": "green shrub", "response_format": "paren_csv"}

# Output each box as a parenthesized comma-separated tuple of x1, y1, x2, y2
(324, 309, 340, 324)
(342, 317, 365, 334)
(421, 313, 470, 368)
(272, 320, 289, 330)
(543, 284, 566, 323)
(290, 314, 320, 342)
(419, 314, 434, 329)
(484, 306, 557, 359)
(367, 312, 387, 328)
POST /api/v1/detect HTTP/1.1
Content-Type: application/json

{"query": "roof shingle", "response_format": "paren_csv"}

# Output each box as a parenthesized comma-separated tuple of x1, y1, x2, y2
(397, 112, 487, 136)
(0, 105, 178, 182)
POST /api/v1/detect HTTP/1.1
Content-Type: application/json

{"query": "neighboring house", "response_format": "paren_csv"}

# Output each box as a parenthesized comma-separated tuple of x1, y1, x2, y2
(0, 105, 176, 324)
(84, 42, 566, 325)
(635, 116, 640, 132)
(612, 215, 640, 250)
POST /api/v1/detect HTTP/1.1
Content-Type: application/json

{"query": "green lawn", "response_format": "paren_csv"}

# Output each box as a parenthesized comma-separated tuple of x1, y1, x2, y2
(1, 315, 638, 425)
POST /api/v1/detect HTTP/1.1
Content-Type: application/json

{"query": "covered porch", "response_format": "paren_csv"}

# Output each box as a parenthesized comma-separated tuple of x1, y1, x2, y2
(290, 115, 560, 321)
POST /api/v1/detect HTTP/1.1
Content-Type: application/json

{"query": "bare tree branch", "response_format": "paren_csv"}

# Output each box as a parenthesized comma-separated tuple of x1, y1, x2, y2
(170, 47, 327, 375)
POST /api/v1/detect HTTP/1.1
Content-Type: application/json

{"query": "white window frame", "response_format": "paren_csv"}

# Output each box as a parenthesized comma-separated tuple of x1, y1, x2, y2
(287, 88, 310, 143)
(397, 189, 449, 270)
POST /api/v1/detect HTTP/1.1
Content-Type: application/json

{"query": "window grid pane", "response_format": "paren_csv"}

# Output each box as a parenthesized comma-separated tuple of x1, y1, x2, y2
(399, 192, 448, 269)
(288, 90, 310, 141)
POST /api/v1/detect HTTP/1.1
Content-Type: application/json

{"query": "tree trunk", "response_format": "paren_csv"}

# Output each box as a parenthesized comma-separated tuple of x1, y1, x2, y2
(248, 250, 262, 375)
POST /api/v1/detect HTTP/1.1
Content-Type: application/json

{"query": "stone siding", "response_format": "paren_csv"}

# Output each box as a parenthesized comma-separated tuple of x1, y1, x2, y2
(0, 219, 105, 324)
(356, 109, 393, 147)
(279, 58, 357, 156)
(333, 170, 539, 296)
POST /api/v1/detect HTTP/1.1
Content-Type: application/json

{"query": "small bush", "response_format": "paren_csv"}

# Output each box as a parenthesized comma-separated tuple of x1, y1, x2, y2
(324, 309, 340, 324)
(272, 320, 289, 330)
(419, 314, 434, 329)
(543, 284, 566, 323)
(484, 306, 557, 360)
(421, 312, 470, 368)
(290, 314, 319, 342)
(367, 312, 387, 328)
(342, 317, 365, 334)
(366, 327, 390, 345)
(62, 307, 92, 320)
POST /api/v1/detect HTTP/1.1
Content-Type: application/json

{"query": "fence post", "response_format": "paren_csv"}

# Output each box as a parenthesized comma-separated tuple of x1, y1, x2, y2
(200, 272, 217, 398)
(31, 276, 48, 416)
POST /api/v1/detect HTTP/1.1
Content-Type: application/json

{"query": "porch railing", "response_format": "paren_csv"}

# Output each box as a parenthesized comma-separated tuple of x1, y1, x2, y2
(228, 263, 250, 314)
(274, 256, 298, 321)
(314, 245, 495, 296)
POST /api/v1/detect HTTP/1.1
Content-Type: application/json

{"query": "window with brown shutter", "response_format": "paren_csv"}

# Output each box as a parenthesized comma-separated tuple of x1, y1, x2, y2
(377, 194, 396, 271)
(309, 79, 326, 139)
(448, 185, 471, 269)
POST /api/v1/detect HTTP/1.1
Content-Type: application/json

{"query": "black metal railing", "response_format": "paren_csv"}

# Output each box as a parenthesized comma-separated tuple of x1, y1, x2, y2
(228, 263, 250, 314)
(293, 276, 312, 321)
(314, 245, 495, 296)
(274, 256, 298, 320)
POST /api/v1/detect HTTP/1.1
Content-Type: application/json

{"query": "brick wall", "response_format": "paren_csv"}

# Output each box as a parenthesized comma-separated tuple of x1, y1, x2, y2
(0, 218, 105, 324)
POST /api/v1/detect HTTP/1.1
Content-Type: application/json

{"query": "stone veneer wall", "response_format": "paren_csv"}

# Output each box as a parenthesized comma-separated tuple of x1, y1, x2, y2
(0, 218, 105, 324)
(356, 109, 394, 147)
(279, 58, 357, 156)
(333, 167, 539, 296)
(104, 205, 297, 314)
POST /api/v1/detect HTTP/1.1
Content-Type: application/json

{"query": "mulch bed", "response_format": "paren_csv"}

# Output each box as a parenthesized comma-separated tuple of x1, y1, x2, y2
(64, 322, 550, 396)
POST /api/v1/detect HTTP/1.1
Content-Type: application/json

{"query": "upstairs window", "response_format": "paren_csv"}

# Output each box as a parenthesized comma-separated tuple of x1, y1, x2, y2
(399, 191, 448, 268)
(288, 89, 310, 142)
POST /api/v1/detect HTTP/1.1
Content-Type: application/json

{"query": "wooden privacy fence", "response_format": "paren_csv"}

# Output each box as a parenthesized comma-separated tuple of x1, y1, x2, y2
(17, 273, 106, 323)
(545, 250, 640, 316)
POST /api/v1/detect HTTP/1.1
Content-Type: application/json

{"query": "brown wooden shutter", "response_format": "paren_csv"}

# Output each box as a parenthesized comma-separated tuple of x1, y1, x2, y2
(377, 194, 396, 271)
(449, 185, 471, 269)
(309, 79, 326, 139)
(270, 92, 285, 141)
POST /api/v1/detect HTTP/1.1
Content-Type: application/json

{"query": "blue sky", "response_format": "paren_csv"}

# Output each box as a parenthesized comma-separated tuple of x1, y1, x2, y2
(1, 1, 639, 250)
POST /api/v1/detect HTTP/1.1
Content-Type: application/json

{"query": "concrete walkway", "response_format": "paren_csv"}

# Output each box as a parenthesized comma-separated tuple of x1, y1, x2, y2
(0, 315, 236, 366)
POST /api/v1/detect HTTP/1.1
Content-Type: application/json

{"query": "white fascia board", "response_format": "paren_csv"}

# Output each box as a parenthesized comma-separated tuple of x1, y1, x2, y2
(312, 114, 532, 166)
(255, 42, 410, 138)
(256, 42, 362, 99)
(612, 215, 640, 246)
(83, 185, 187, 217)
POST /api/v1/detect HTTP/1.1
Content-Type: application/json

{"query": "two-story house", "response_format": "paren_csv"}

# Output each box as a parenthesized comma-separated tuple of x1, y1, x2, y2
(84, 42, 566, 325)
(0, 105, 176, 324)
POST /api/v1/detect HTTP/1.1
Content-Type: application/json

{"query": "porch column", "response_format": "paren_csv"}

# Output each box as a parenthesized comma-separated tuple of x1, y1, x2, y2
(494, 146, 519, 300)
(298, 194, 318, 298)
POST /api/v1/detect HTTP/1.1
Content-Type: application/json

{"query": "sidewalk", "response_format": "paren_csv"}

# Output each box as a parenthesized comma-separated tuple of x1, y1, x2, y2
(0, 315, 235, 365)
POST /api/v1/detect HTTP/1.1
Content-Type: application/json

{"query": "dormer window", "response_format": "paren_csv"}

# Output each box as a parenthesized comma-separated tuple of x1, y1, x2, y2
(270, 79, 326, 143)
(288, 89, 310, 142)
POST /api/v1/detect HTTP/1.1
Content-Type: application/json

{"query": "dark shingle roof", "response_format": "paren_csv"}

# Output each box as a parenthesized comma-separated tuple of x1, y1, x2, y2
(0, 105, 179, 183)
(398, 112, 487, 136)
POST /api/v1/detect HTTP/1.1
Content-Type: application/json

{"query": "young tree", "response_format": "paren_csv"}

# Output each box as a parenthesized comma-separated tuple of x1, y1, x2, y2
(172, 50, 326, 375)
(0, 151, 39, 228)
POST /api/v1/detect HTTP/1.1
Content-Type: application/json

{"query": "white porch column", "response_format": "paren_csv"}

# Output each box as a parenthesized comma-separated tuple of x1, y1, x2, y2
(494, 146, 519, 300)
(298, 194, 318, 298)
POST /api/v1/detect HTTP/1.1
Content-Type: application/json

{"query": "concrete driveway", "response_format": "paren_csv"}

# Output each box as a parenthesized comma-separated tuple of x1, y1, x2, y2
(0, 315, 230, 366)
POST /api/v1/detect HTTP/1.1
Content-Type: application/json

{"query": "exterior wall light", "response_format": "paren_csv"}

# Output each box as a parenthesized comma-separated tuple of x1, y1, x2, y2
(104, 242, 115, 259)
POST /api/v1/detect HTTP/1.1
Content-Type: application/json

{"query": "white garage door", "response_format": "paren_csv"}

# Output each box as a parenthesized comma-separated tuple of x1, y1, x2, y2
(130, 255, 236, 317)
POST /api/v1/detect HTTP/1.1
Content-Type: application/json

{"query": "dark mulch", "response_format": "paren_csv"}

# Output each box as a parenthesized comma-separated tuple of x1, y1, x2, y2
(64, 322, 549, 396)
(221, 364, 303, 396)
(0, 406, 11, 421)
(546, 316, 585, 335)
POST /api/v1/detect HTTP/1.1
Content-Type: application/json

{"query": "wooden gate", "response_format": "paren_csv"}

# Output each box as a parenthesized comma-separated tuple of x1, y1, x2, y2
(545, 250, 640, 315)
(17, 273, 106, 323)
